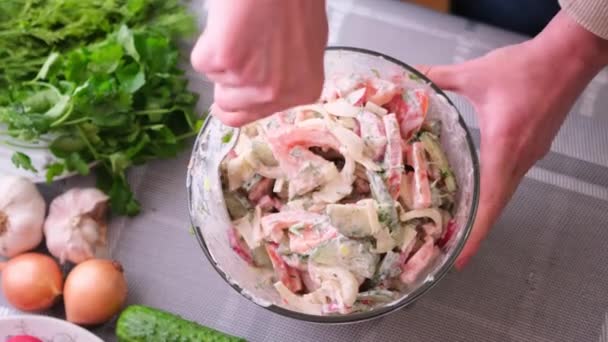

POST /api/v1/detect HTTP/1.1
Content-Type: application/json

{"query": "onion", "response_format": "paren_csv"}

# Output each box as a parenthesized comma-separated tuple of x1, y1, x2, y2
(64, 259, 128, 325)
(0, 253, 63, 311)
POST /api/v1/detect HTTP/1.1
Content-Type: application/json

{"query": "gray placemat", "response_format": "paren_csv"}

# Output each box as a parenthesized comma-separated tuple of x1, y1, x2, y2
(2, 1, 607, 341)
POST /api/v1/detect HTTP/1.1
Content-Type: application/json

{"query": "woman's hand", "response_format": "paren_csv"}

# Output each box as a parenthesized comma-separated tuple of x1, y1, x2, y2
(191, 0, 328, 127)
(420, 11, 608, 269)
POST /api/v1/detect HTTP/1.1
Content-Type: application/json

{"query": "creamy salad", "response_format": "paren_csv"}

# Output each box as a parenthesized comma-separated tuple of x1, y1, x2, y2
(220, 73, 458, 315)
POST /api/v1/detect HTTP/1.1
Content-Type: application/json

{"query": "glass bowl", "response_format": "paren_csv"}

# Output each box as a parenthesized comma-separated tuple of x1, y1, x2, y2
(187, 47, 480, 324)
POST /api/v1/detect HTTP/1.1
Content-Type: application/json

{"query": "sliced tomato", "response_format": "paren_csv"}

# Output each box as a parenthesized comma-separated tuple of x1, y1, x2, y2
(260, 210, 326, 242)
(289, 224, 338, 254)
(248, 177, 275, 203)
(437, 219, 457, 249)
(258, 195, 283, 212)
(385, 94, 408, 122)
(228, 227, 255, 266)
(366, 78, 400, 106)
(265, 243, 303, 293)
(267, 127, 341, 196)
(400, 237, 441, 285)
(281, 127, 340, 151)
(402, 89, 430, 140)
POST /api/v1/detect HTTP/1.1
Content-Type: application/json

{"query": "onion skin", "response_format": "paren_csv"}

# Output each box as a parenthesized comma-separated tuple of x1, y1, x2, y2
(0, 253, 63, 311)
(64, 259, 128, 325)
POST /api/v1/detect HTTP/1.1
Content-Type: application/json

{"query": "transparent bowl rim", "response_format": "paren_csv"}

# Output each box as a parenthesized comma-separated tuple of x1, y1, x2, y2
(187, 46, 480, 325)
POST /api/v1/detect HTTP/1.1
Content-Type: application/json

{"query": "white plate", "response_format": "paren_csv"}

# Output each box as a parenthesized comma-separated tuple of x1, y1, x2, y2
(0, 128, 92, 183)
(0, 141, 57, 183)
(0, 315, 103, 342)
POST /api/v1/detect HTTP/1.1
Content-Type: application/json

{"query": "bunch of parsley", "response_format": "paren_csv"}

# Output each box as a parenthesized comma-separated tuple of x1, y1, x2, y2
(0, 1, 203, 216)
(0, 0, 195, 102)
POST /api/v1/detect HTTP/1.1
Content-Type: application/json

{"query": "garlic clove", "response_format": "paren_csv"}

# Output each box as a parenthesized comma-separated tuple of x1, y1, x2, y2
(0, 177, 46, 257)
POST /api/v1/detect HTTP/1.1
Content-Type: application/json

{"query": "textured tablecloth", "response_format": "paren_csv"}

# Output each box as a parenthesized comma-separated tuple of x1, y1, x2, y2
(2, 0, 608, 341)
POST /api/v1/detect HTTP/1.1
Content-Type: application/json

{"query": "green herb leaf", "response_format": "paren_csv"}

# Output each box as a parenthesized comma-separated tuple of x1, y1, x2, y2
(45, 163, 65, 183)
(117, 25, 140, 62)
(0, 4, 199, 217)
(109, 152, 131, 175)
(88, 41, 124, 74)
(408, 73, 421, 81)
(289, 223, 306, 236)
(50, 135, 86, 157)
(11, 152, 38, 173)
(116, 63, 146, 94)
(109, 177, 141, 216)
(194, 119, 205, 133)
(222, 131, 234, 144)
(35, 52, 60, 81)
(65, 153, 90, 176)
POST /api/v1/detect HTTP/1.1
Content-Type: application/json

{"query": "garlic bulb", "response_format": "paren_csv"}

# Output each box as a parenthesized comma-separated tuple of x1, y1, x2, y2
(44, 188, 109, 264)
(0, 176, 46, 257)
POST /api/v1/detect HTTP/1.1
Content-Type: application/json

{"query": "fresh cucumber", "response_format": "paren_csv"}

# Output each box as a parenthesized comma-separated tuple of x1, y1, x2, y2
(116, 305, 246, 342)
(419, 132, 457, 193)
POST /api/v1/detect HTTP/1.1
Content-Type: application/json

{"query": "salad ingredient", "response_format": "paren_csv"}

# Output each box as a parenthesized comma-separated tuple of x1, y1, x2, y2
(44, 188, 109, 264)
(309, 264, 359, 313)
(392, 224, 418, 253)
(395, 89, 429, 140)
(265, 243, 303, 293)
(275, 264, 360, 315)
(400, 208, 442, 229)
(274, 282, 324, 315)
(367, 171, 399, 232)
(0, 253, 63, 311)
(438, 219, 457, 248)
(233, 208, 263, 249)
(326, 200, 382, 238)
(353, 289, 399, 312)
(6, 336, 43, 342)
(357, 110, 387, 161)
(367, 78, 400, 106)
(400, 237, 441, 285)
(221, 73, 459, 314)
(383, 114, 404, 199)
(228, 226, 255, 266)
(64, 259, 127, 325)
(0, 177, 46, 257)
(420, 132, 457, 192)
(324, 99, 361, 117)
(409, 142, 432, 209)
(364, 101, 389, 116)
(116, 305, 246, 342)
(310, 238, 379, 279)
(375, 251, 405, 284)
(0, 1, 202, 216)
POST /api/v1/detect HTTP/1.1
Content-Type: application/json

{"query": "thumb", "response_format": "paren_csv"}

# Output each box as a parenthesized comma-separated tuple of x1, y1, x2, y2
(415, 64, 466, 92)
(454, 138, 522, 270)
